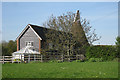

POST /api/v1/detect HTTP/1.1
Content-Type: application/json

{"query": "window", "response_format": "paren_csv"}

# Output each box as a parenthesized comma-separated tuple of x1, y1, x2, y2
(25, 41, 33, 46)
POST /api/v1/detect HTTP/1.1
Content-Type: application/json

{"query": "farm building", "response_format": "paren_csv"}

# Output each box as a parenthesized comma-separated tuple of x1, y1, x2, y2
(12, 10, 89, 62)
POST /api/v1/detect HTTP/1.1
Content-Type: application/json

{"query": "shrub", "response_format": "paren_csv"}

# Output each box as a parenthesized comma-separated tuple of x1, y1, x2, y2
(88, 58, 103, 62)
(18, 59, 20, 61)
(13, 59, 16, 61)
(75, 59, 84, 62)
(76, 60, 81, 62)
(95, 58, 103, 62)
(29, 61, 41, 63)
(57, 60, 63, 63)
(113, 58, 119, 62)
(13, 59, 23, 62)
(89, 58, 96, 62)
(86, 45, 117, 61)
(49, 60, 58, 63)
(6, 62, 10, 64)
(48, 60, 64, 63)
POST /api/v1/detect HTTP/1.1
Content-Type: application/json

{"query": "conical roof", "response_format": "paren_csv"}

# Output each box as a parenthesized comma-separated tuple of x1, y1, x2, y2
(73, 10, 80, 22)
(72, 10, 89, 46)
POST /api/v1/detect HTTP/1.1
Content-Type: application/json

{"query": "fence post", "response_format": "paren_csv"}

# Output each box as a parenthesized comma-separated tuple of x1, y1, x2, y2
(3, 56, 4, 64)
(28, 54, 30, 63)
(34, 54, 36, 61)
(68, 54, 70, 62)
(61, 54, 64, 62)
(21, 54, 22, 62)
(41, 54, 43, 62)
(68, 55, 70, 62)
(76, 54, 78, 60)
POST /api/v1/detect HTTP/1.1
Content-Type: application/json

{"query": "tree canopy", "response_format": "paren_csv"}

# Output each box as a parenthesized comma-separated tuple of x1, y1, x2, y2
(1, 40, 16, 56)
(43, 10, 101, 55)
(116, 36, 120, 58)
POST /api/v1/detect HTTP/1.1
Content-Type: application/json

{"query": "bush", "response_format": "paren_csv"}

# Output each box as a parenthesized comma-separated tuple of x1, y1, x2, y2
(48, 59, 64, 63)
(18, 59, 20, 61)
(49, 60, 58, 63)
(89, 58, 96, 62)
(29, 61, 41, 63)
(88, 58, 103, 62)
(57, 60, 62, 63)
(86, 45, 117, 61)
(113, 58, 119, 62)
(13, 59, 17, 61)
(76, 60, 81, 62)
(6, 62, 10, 64)
(75, 59, 84, 62)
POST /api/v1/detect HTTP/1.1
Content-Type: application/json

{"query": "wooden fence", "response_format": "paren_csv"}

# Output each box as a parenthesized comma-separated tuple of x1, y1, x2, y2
(0, 54, 85, 64)
(0, 56, 13, 64)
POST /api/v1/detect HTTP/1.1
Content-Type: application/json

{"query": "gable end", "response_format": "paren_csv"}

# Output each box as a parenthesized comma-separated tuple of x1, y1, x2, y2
(16, 24, 42, 40)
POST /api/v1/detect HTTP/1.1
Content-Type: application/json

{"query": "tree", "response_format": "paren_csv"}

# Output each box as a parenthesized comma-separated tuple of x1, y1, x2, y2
(1, 41, 9, 56)
(116, 36, 120, 58)
(43, 10, 100, 55)
(7, 40, 17, 55)
(1, 40, 17, 56)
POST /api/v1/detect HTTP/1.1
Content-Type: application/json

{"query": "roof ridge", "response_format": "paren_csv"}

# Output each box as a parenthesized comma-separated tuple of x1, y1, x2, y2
(28, 24, 45, 28)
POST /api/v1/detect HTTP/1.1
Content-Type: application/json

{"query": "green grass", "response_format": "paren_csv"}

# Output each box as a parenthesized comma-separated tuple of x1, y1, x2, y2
(2, 61, 118, 78)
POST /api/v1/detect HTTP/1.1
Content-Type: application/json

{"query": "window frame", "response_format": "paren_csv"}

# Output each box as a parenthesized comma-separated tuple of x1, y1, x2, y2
(25, 41, 34, 46)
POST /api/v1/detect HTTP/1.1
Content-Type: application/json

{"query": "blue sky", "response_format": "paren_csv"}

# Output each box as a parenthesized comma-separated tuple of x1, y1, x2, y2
(2, 2, 118, 45)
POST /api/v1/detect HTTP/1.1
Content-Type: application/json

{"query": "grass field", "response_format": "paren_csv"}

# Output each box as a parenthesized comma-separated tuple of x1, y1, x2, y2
(2, 61, 118, 78)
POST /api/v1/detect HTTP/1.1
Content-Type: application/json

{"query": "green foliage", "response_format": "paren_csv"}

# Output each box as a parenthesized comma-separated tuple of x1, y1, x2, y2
(75, 60, 84, 62)
(18, 59, 20, 61)
(13, 59, 17, 61)
(49, 60, 58, 63)
(88, 58, 103, 62)
(7, 40, 17, 54)
(13, 59, 21, 62)
(1, 40, 17, 56)
(57, 60, 63, 63)
(75, 60, 80, 62)
(29, 61, 42, 63)
(88, 58, 96, 62)
(116, 36, 120, 58)
(113, 58, 119, 62)
(43, 11, 100, 55)
(5, 62, 11, 64)
(86, 45, 117, 61)
(49, 60, 63, 63)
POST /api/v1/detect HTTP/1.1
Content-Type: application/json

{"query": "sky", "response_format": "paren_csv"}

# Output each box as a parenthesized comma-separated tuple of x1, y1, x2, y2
(2, 2, 118, 45)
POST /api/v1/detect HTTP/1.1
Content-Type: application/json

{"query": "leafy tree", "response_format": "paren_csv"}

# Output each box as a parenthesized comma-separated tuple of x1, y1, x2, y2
(7, 40, 17, 55)
(43, 10, 100, 55)
(1, 41, 9, 56)
(1, 40, 16, 56)
(116, 36, 120, 58)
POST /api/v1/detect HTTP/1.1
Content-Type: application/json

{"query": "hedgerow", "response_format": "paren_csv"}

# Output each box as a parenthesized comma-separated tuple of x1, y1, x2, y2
(85, 45, 117, 61)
